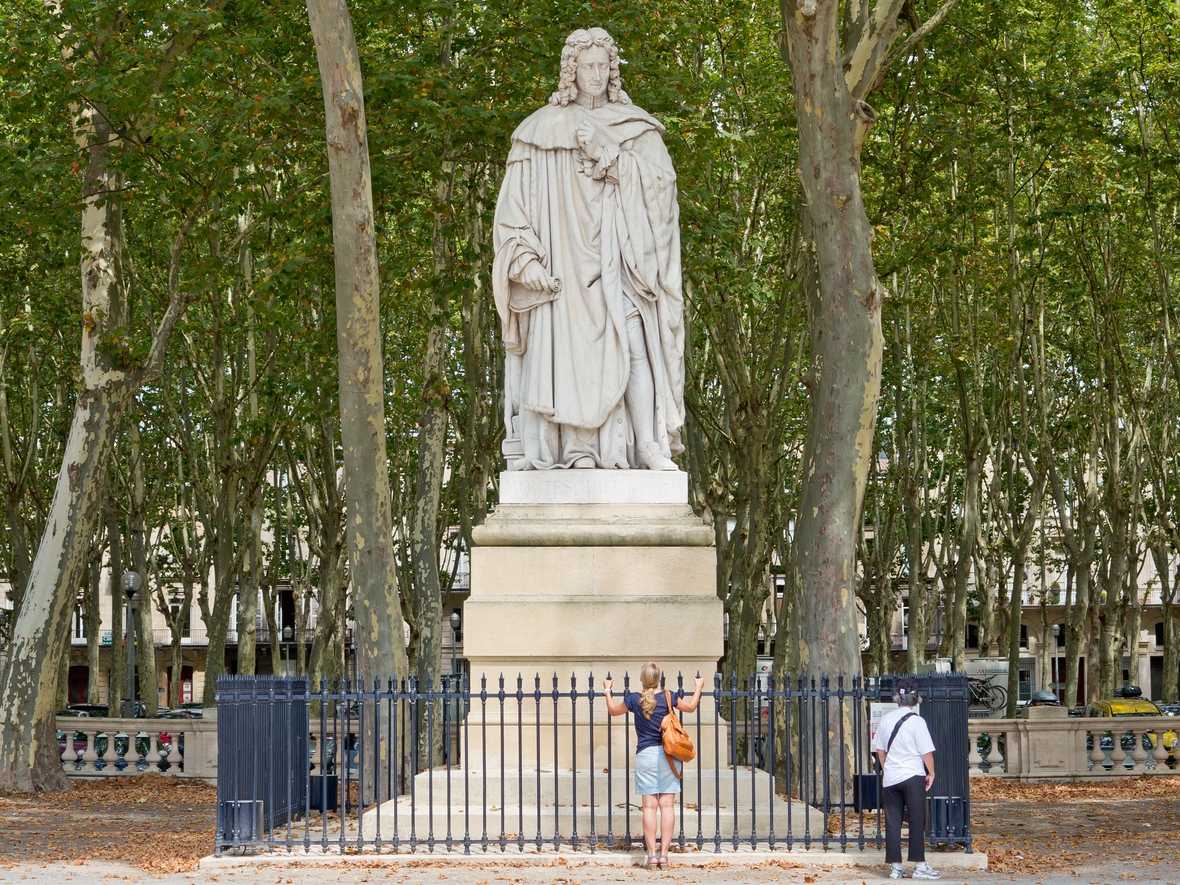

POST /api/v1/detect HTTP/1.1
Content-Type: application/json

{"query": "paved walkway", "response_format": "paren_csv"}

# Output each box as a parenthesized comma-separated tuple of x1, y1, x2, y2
(1, 856, 1178, 884)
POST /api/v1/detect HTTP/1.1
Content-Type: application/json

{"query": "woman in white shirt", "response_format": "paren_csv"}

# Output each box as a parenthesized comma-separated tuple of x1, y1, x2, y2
(871, 676, 941, 880)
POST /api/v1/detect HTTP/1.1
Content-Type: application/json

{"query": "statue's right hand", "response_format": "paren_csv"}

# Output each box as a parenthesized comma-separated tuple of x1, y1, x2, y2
(516, 259, 552, 291)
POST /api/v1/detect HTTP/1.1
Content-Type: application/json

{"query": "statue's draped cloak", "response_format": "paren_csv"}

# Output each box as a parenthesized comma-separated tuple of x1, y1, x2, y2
(492, 101, 685, 469)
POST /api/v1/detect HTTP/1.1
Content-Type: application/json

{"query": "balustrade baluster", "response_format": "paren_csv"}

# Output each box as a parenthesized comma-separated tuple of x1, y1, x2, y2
(167, 729, 183, 771)
(985, 730, 1005, 775)
(124, 731, 141, 772)
(101, 730, 119, 772)
(1129, 728, 1148, 773)
(1087, 729, 1105, 772)
(82, 730, 99, 773)
(150, 734, 163, 772)
(61, 727, 78, 771)
(1151, 726, 1169, 770)
(968, 734, 983, 776)
(1108, 731, 1126, 773)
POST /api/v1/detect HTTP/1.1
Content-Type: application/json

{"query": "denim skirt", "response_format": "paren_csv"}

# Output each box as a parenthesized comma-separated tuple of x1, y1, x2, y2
(634, 746, 682, 795)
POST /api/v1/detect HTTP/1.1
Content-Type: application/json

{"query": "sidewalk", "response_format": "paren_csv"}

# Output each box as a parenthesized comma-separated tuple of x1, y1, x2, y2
(1, 857, 1177, 885)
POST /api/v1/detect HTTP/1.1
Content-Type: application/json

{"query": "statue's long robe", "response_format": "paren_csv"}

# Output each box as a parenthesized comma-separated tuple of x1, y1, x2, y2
(492, 100, 685, 470)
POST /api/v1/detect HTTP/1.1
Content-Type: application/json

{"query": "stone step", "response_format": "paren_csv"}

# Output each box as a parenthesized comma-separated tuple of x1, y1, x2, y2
(357, 764, 829, 842)
(358, 800, 824, 843)
(396, 765, 784, 806)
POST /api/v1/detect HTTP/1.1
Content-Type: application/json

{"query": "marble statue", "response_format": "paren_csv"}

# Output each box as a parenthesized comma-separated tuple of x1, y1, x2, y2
(493, 28, 685, 472)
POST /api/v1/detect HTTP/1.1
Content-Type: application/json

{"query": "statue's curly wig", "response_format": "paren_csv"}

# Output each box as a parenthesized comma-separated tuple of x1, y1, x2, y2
(549, 28, 630, 107)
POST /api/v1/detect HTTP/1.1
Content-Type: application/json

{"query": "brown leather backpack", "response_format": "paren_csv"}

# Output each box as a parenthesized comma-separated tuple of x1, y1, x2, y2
(660, 690, 695, 777)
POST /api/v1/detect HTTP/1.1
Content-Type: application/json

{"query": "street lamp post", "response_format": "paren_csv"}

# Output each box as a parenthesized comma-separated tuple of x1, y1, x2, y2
(121, 570, 143, 718)
(449, 611, 461, 687)
(282, 625, 293, 677)
(1051, 624, 1061, 703)
(447, 611, 461, 766)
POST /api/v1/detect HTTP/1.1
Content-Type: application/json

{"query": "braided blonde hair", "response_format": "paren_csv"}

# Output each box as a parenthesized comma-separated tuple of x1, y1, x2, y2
(638, 662, 661, 719)
(548, 28, 631, 107)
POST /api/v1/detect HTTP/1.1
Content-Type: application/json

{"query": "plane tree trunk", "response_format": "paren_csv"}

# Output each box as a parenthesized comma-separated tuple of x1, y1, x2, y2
(778, 0, 958, 802)
(782, 1, 883, 688)
(0, 99, 192, 788)
(127, 419, 159, 715)
(306, 0, 408, 687)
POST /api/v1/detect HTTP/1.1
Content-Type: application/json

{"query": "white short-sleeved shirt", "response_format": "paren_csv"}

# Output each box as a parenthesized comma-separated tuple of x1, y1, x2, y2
(872, 706, 936, 787)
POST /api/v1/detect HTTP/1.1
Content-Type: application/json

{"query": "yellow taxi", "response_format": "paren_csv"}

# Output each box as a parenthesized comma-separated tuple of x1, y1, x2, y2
(1086, 697, 1167, 717)
(1084, 695, 1178, 756)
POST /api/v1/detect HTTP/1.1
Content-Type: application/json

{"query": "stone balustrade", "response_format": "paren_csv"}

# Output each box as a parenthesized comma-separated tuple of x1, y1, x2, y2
(57, 715, 218, 781)
(63, 709, 1176, 786)
(968, 709, 1179, 780)
(57, 713, 364, 785)
(308, 722, 354, 778)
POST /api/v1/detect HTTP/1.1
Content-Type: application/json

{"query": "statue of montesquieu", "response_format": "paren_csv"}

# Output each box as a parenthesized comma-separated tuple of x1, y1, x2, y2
(493, 28, 685, 472)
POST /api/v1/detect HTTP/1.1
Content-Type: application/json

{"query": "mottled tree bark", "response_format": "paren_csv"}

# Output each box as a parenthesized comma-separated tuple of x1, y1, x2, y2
(949, 343, 982, 672)
(306, 0, 407, 686)
(781, 0, 956, 669)
(237, 259, 263, 678)
(779, 0, 956, 800)
(1050, 454, 1097, 709)
(782, 10, 883, 688)
(105, 495, 126, 720)
(0, 101, 133, 790)
(1003, 505, 1039, 718)
(128, 419, 158, 716)
(83, 531, 105, 704)
(307, 0, 409, 807)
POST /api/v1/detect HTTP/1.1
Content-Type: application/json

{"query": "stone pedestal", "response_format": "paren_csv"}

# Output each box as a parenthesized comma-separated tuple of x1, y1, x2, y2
(364, 470, 807, 840)
(462, 469, 723, 770)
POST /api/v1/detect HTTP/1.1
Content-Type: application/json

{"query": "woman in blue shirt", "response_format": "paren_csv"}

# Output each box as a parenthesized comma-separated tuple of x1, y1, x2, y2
(603, 663, 704, 870)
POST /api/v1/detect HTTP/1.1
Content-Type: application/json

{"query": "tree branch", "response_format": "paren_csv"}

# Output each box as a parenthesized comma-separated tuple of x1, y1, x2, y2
(136, 197, 207, 383)
(868, 0, 960, 96)
(845, 0, 908, 100)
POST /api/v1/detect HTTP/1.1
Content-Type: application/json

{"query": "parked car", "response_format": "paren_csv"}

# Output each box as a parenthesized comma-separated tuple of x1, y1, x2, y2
(1157, 703, 1180, 717)
(63, 704, 109, 717)
(154, 707, 202, 719)
(62, 701, 148, 718)
(1028, 690, 1063, 707)
(1083, 692, 1178, 767)
(1085, 696, 1168, 718)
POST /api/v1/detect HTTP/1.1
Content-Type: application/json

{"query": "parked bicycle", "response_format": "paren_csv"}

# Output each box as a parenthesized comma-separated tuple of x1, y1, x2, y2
(968, 675, 1007, 711)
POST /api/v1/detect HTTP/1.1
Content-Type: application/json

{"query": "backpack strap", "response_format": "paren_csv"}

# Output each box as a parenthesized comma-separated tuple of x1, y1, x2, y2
(886, 711, 916, 754)
(664, 689, 677, 717)
(663, 690, 682, 777)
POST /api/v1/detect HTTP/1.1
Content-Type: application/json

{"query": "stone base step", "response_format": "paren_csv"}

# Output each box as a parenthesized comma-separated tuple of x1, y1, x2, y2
(357, 800, 825, 843)
(395, 765, 783, 806)
(358, 765, 828, 842)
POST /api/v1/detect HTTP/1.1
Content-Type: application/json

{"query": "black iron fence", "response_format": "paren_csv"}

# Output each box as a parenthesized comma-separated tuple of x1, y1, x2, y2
(214, 672, 970, 856)
(217, 676, 310, 843)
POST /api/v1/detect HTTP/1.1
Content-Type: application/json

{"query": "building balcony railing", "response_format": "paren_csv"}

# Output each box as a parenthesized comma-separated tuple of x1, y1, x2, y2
(68, 624, 358, 649)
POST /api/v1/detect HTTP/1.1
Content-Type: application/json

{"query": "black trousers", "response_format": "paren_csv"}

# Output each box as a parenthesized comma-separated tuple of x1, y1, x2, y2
(883, 774, 926, 863)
